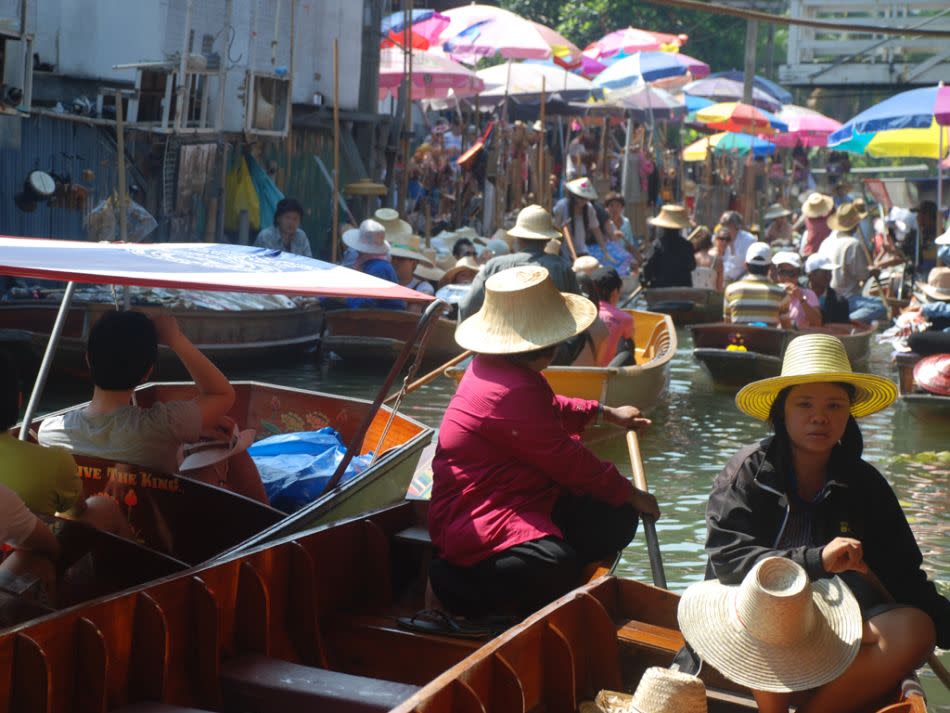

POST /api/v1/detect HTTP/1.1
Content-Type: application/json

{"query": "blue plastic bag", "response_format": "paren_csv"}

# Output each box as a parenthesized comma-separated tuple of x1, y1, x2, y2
(248, 428, 372, 513)
(246, 155, 285, 232)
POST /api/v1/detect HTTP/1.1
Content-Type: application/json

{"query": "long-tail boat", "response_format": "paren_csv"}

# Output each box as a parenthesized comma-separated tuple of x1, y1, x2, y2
(644, 286, 724, 326)
(692, 321, 876, 389)
(0, 501, 927, 713)
(447, 310, 676, 411)
(893, 351, 950, 420)
(321, 308, 463, 368)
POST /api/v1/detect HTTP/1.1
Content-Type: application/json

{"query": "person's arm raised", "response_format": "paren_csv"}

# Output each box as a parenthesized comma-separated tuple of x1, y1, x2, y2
(152, 315, 235, 429)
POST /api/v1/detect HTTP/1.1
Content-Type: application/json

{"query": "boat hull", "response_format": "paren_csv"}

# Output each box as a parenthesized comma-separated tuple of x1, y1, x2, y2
(894, 351, 950, 420)
(644, 287, 724, 326)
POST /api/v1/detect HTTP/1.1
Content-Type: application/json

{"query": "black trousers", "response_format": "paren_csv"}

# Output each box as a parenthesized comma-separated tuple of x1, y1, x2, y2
(429, 494, 639, 617)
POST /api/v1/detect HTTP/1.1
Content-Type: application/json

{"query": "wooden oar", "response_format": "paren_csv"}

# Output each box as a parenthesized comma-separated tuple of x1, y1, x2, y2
(562, 225, 579, 263)
(383, 349, 473, 405)
(626, 430, 667, 589)
(619, 284, 644, 310)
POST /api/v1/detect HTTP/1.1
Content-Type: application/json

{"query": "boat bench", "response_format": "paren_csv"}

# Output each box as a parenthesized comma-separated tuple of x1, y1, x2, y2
(615, 617, 684, 654)
(220, 654, 421, 713)
(393, 526, 431, 546)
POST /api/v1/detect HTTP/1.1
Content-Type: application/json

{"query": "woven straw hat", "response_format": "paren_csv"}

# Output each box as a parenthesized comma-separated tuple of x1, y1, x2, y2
(572, 255, 601, 273)
(921, 267, 950, 302)
(438, 256, 480, 288)
(455, 265, 596, 354)
(735, 333, 897, 421)
(566, 177, 598, 201)
(827, 203, 862, 233)
(629, 668, 707, 713)
(678, 557, 862, 693)
(763, 203, 791, 222)
(390, 243, 435, 267)
(507, 204, 563, 241)
(178, 424, 255, 472)
(914, 354, 950, 396)
(413, 263, 445, 283)
(801, 193, 834, 219)
(851, 197, 869, 218)
(342, 220, 390, 255)
(374, 208, 413, 241)
(648, 205, 690, 230)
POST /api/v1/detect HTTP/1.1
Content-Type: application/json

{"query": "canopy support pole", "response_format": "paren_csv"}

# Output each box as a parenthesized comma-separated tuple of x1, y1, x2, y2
(621, 118, 632, 197)
(939, 118, 945, 236)
(20, 281, 77, 440)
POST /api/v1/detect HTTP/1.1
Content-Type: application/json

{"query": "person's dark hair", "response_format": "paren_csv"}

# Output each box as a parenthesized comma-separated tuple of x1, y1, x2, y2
(0, 352, 20, 431)
(576, 272, 602, 304)
(452, 237, 476, 259)
(659, 227, 682, 244)
(87, 311, 158, 390)
(767, 383, 863, 471)
(273, 197, 304, 225)
(592, 267, 622, 301)
(721, 211, 743, 228)
(604, 191, 625, 208)
(747, 262, 770, 276)
(505, 344, 559, 366)
(568, 193, 593, 244)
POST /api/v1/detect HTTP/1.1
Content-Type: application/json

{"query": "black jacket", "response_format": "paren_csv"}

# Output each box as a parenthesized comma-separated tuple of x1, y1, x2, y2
(641, 236, 695, 288)
(706, 437, 950, 648)
(819, 286, 851, 324)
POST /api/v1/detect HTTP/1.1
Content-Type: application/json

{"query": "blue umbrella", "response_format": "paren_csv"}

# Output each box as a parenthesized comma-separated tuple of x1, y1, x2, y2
(829, 85, 950, 146)
(593, 51, 691, 91)
(381, 9, 439, 35)
(706, 70, 792, 105)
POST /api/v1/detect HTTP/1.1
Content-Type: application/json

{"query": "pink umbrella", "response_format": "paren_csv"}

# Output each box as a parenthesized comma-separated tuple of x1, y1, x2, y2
(439, 5, 581, 66)
(583, 26, 686, 63)
(770, 104, 843, 147)
(379, 48, 484, 101)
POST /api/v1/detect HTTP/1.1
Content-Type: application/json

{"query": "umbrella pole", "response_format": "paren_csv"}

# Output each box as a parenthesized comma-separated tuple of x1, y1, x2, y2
(399, 0, 413, 219)
(939, 123, 945, 235)
(539, 77, 546, 208)
(332, 38, 340, 264)
(621, 118, 632, 197)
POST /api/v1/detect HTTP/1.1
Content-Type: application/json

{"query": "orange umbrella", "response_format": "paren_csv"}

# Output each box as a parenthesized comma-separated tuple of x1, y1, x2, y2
(695, 101, 788, 135)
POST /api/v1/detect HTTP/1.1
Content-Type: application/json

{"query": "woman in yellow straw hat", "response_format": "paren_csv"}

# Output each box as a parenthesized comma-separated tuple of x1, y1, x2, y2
(702, 333, 947, 713)
(426, 265, 658, 623)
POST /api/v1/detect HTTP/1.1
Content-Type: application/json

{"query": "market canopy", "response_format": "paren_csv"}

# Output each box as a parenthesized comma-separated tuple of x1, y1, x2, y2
(705, 71, 792, 105)
(829, 84, 950, 147)
(683, 76, 782, 113)
(592, 51, 707, 91)
(476, 62, 596, 101)
(683, 132, 776, 161)
(770, 104, 842, 147)
(379, 48, 484, 100)
(380, 9, 449, 50)
(583, 26, 686, 62)
(695, 102, 787, 135)
(831, 120, 949, 159)
(0, 239, 434, 302)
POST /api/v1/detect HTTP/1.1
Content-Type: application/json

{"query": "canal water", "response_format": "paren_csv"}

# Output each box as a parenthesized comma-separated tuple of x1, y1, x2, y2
(40, 325, 949, 706)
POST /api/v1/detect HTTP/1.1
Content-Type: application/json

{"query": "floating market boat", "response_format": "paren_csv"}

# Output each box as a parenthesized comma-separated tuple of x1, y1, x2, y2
(0, 293, 324, 380)
(893, 351, 950, 420)
(643, 286, 724, 326)
(322, 308, 463, 368)
(692, 321, 876, 389)
(0, 501, 925, 713)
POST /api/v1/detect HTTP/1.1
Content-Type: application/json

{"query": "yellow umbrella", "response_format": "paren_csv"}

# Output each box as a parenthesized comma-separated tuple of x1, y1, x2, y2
(866, 119, 949, 159)
(682, 132, 776, 161)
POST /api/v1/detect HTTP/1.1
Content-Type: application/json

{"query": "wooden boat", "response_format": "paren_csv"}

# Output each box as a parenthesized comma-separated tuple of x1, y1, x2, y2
(0, 299, 323, 379)
(0, 501, 925, 713)
(322, 308, 463, 368)
(644, 287, 724, 326)
(692, 321, 876, 390)
(893, 351, 950, 420)
(446, 310, 676, 412)
(27, 381, 433, 565)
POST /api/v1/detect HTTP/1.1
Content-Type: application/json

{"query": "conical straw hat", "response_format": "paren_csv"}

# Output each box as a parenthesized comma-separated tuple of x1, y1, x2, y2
(677, 557, 862, 693)
(454, 265, 596, 354)
(735, 333, 897, 421)
(374, 208, 413, 241)
(507, 204, 563, 241)
(629, 667, 707, 713)
(566, 177, 598, 200)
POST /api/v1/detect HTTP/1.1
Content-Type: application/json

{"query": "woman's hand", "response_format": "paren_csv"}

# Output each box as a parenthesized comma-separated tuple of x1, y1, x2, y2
(821, 537, 868, 574)
(604, 405, 651, 432)
(630, 489, 660, 520)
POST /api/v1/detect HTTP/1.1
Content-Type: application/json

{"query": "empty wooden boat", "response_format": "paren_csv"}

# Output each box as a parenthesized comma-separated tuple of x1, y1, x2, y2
(0, 501, 924, 713)
(322, 308, 462, 368)
(644, 287, 724, 326)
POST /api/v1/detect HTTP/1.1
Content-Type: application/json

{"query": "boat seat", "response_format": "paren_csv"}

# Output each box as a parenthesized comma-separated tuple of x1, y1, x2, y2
(111, 704, 214, 713)
(393, 526, 432, 546)
(615, 618, 684, 654)
(220, 654, 421, 713)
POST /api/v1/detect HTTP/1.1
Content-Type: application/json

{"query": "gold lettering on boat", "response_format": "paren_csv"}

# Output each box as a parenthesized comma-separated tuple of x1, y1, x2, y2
(140, 472, 180, 493)
(77, 465, 103, 480)
(107, 468, 138, 486)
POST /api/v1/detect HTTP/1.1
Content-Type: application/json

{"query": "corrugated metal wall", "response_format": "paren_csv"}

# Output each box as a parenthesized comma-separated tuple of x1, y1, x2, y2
(0, 115, 121, 240)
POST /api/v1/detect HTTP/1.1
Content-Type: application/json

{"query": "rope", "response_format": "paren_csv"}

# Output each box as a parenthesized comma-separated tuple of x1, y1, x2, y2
(636, 0, 950, 38)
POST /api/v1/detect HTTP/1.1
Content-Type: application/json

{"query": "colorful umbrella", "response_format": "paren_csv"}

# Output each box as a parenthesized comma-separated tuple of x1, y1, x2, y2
(683, 76, 782, 113)
(861, 121, 949, 159)
(593, 51, 709, 91)
(769, 105, 842, 147)
(683, 132, 776, 161)
(706, 70, 792, 105)
(600, 85, 687, 121)
(583, 26, 686, 62)
(379, 48, 484, 100)
(526, 55, 608, 80)
(380, 9, 450, 50)
(829, 84, 950, 150)
(439, 5, 581, 66)
(476, 62, 595, 102)
(695, 102, 788, 135)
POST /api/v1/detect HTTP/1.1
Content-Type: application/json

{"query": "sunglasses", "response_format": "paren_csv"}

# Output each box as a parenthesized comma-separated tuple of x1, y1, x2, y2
(715, 235, 732, 242)
(776, 268, 800, 277)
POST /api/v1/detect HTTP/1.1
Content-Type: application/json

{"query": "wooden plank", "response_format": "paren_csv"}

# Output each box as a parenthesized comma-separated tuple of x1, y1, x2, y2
(75, 618, 108, 713)
(615, 619, 684, 653)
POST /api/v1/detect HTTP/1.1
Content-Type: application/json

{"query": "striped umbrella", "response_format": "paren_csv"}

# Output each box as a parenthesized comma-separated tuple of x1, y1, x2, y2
(695, 102, 788, 135)
(683, 76, 782, 113)
(583, 26, 686, 62)
(770, 105, 842, 147)
(683, 132, 776, 161)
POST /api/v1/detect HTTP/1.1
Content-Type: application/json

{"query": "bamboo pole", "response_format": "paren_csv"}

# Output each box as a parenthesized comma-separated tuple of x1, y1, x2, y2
(399, 0, 413, 218)
(538, 77, 546, 208)
(115, 92, 128, 243)
(331, 38, 340, 264)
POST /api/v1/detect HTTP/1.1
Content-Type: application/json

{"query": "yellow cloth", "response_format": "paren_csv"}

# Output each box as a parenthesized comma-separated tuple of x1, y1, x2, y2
(0, 432, 81, 515)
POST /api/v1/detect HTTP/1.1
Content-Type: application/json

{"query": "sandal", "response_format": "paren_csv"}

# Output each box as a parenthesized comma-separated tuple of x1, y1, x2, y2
(396, 609, 497, 640)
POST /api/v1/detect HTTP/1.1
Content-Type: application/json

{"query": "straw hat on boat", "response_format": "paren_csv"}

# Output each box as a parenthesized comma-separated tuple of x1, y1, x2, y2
(454, 265, 596, 354)
(437, 256, 480, 289)
(678, 556, 862, 693)
(801, 192, 833, 219)
(764, 203, 791, 222)
(827, 203, 862, 233)
(648, 205, 690, 231)
(374, 208, 413, 241)
(413, 263, 445, 283)
(389, 236, 435, 268)
(920, 267, 950, 302)
(629, 667, 708, 713)
(566, 177, 598, 201)
(178, 423, 255, 472)
(507, 205, 563, 241)
(914, 354, 950, 396)
(735, 333, 897, 421)
(342, 220, 390, 255)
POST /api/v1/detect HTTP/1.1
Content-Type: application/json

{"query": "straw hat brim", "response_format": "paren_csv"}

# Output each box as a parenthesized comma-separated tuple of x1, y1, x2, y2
(648, 215, 690, 230)
(507, 224, 563, 241)
(566, 182, 598, 200)
(178, 429, 255, 472)
(802, 197, 833, 218)
(677, 576, 862, 693)
(414, 263, 445, 282)
(735, 371, 898, 421)
(827, 214, 861, 232)
(920, 284, 950, 302)
(390, 246, 434, 267)
(764, 208, 791, 221)
(342, 231, 390, 255)
(455, 292, 596, 354)
(438, 264, 480, 288)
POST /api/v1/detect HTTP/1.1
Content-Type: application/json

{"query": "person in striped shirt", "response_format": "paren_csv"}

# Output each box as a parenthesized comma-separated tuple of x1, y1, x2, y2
(723, 242, 790, 327)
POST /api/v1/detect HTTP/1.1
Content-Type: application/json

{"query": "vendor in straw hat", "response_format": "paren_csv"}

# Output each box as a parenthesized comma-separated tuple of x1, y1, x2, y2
(816, 203, 887, 322)
(799, 192, 834, 257)
(340, 219, 406, 311)
(427, 266, 658, 619)
(553, 178, 612, 261)
(701, 333, 948, 712)
(641, 205, 695, 288)
(459, 204, 579, 320)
